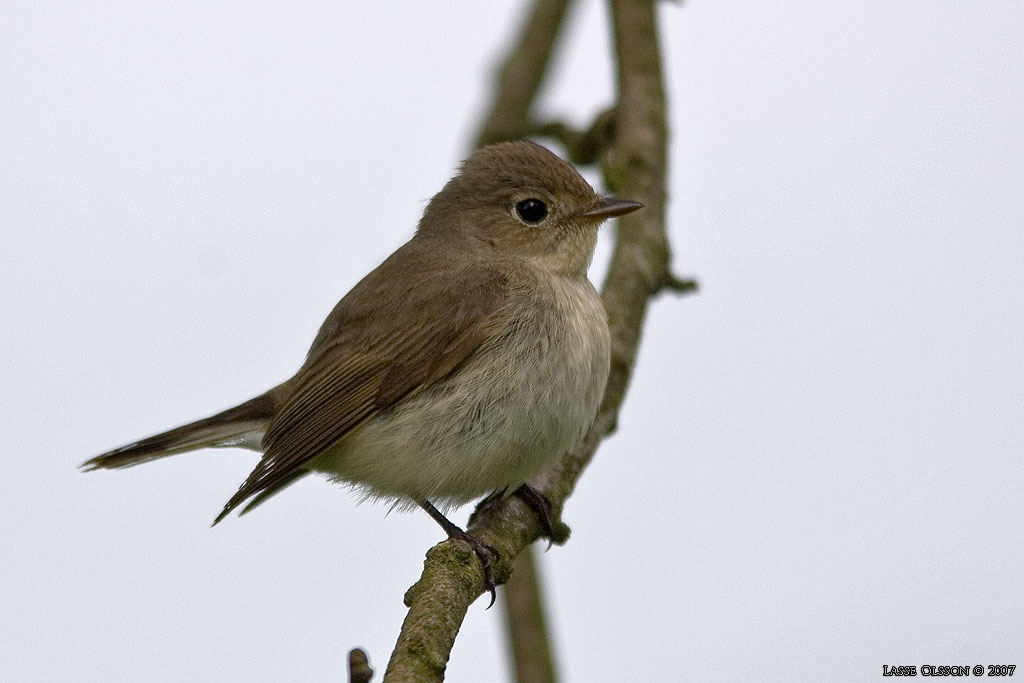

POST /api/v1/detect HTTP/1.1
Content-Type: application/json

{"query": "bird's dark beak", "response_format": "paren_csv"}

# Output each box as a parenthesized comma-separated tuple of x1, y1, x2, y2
(581, 197, 645, 220)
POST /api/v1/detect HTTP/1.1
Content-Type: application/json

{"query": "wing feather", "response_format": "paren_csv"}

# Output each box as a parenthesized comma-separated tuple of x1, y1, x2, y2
(213, 246, 507, 523)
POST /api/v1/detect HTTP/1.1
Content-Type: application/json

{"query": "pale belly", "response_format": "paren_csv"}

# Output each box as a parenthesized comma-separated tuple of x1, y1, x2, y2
(307, 277, 610, 508)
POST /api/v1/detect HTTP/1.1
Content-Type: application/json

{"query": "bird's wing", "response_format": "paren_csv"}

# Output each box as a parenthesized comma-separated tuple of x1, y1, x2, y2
(214, 247, 508, 523)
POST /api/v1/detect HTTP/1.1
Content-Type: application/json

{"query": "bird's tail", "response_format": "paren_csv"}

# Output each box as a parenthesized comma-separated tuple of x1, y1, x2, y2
(81, 390, 281, 471)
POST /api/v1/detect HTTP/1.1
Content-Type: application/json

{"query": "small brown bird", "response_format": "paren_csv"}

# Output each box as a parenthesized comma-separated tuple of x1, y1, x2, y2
(83, 141, 642, 600)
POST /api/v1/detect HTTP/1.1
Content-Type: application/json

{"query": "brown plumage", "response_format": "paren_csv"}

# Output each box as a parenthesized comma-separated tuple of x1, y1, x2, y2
(83, 141, 642, 552)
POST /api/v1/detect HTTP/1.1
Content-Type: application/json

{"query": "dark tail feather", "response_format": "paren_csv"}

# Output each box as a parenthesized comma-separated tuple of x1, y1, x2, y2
(238, 469, 311, 517)
(81, 391, 280, 471)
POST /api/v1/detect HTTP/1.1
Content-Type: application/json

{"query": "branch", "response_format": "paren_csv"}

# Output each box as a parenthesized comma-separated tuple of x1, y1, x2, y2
(384, 0, 683, 679)
(474, 0, 576, 148)
(501, 550, 559, 683)
(349, 648, 374, 683)
(535, 107, 618, 166)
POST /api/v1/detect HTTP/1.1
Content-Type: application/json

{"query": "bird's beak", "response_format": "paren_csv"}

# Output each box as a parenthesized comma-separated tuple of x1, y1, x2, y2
(581, 197, 645, 220)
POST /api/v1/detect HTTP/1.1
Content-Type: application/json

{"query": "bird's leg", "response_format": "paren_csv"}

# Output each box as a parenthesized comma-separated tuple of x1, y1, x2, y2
(418, 500, 499, 608)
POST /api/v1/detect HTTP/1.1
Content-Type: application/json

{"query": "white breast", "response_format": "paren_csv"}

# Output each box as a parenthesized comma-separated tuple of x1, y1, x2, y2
(309, 274, 611, 510)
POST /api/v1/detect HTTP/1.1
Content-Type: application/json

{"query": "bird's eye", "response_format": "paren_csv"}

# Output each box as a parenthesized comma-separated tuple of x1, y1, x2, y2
(514, 198, 548, 224)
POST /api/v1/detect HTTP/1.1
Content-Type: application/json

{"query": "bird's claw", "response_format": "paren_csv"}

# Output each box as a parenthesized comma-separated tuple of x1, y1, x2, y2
(513, 484, 558, 549)
(458, 534, 500, 608)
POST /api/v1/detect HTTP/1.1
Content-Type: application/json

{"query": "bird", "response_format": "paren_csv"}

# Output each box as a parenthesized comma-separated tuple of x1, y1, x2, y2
(82, 140, 642, 602)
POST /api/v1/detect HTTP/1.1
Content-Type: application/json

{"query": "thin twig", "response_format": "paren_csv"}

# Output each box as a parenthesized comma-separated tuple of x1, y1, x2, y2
(384, 0, 681, 679)
(475, 0, 576, 148)
(501, 550, 559, 683)
(535, 107, 618, 166)
(349, 648, 374, 683)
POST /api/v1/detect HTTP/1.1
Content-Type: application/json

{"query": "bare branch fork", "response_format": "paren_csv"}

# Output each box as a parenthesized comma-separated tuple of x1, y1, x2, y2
(367, 1, 695, 680)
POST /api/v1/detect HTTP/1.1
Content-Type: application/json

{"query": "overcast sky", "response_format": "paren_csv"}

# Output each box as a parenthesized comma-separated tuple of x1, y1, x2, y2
(3, 2, 1022, 681)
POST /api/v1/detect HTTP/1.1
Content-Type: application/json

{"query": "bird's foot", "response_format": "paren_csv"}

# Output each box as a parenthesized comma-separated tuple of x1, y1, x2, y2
(446, 526, 500, 608)
(513, 484, 573, 548)
(470, 485, 570, 549)
(419, 499, 500, 607)
(513, 484, 556, 549)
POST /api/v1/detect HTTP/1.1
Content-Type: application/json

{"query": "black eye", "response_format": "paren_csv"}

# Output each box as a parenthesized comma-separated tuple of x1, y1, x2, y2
(515, 198, 548, 224)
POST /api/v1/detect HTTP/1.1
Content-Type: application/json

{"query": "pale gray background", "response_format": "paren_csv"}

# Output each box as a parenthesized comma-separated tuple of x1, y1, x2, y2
(3, 2, 1022, 681)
